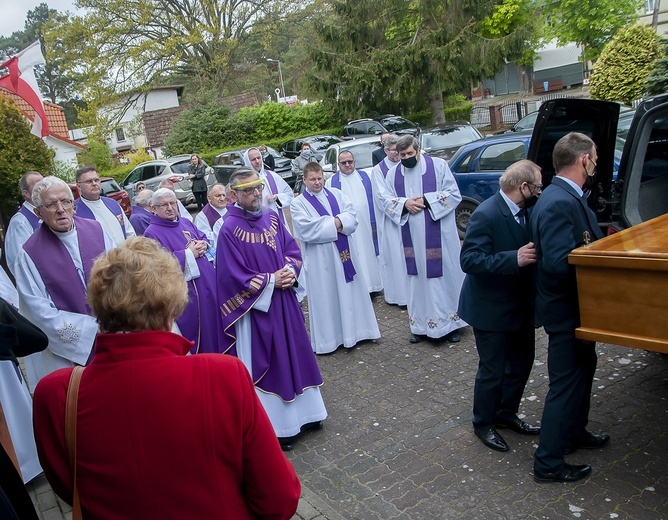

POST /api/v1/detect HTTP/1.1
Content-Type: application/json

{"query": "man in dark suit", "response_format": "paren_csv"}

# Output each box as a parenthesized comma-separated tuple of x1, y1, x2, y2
(531, 132, 609, 484)
(371, 133, 390, 166)
(459, 160, 542, 453)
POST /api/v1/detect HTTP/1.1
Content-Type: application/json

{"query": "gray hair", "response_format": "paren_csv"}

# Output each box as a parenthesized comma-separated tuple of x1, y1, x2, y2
(228, 167, 258, 189)
(396, 135, 419, 153)
(32, 176, 73, 207)
(135, 189, 154, 207)
(151, 188, 176, 206)
(208, 183, 226, 194)
(499, 160, 541, 191)
(384, 135, 399, 149)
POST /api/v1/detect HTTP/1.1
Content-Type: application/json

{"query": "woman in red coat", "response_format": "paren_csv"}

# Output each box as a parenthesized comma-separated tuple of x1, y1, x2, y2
(32, 236, 300, 519)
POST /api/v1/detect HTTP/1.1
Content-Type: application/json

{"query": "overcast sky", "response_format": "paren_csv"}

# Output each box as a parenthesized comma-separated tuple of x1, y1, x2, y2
(0, 0, 82, 39)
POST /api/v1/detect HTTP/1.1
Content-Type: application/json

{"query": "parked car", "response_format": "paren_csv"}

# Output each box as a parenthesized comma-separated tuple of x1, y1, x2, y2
(121, 156, 214, 205)
(448, 132, 532, 239)
(320, 136, 383, 179)
(498, 111, 538, 134)
(69, 177, 132, 217)
(212, 146, 294, 187)
(280, 135, 343, 160)
(342, 115, 420, 139)
(419, 122, 483, 161)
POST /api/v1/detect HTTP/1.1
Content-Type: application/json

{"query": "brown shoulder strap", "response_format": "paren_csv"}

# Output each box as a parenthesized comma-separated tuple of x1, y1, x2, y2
(65, 366, 85, 520)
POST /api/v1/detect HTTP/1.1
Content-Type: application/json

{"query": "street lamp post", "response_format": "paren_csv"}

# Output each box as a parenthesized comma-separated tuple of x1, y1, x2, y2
(267, 58, 286, 101)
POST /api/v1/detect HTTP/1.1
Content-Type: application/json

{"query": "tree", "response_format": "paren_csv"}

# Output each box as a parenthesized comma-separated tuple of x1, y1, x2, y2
(0, 96, 53, 227)
(645, 38, 668, 96)
(44, 0, 296, 131)
(543, 0, 642, 67)
(590, 24, 661, 105)
(308, 0, 537, 124)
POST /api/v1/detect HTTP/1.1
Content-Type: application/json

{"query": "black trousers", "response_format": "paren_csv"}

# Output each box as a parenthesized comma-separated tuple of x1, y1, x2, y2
(193, 190, 207, 210)
(472, 322, 535, 428)
(533, 328, 597, 473)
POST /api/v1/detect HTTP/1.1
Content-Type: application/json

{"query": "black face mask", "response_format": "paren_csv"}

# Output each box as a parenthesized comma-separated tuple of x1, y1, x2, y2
(401, 156, 418, 169)
(583, 171, 596, 193)
(522, 193, 539, 209)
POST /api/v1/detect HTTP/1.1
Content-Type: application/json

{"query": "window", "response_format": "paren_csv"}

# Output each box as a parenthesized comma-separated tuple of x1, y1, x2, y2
(141, 165, 160, 180)
(125, 167, 142, 184)
(115, 127, 126, 142)
(454, 151, 475, 173)
(478, 142, 526, 171)
(366, 122, 384, 134)
(646, 0, 656, 13)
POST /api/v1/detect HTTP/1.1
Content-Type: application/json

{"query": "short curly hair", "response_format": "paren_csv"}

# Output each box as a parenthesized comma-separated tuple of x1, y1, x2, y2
(87, 236, 188, 333)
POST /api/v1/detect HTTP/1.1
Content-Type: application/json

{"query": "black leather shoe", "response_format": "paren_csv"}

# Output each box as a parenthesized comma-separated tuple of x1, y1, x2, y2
(445, 330, 462, 342)
(278, 436, 297, 451)
(564, 432, 610, 454)
(409, 334, 426, 344)
(534, 463, 592, 483)
(301, 421, 324, 432)
(474, 427, 509, 452)
(496, 416, 541, 435)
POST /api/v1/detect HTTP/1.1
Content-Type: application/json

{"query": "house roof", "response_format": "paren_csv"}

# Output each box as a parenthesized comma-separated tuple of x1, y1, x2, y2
(0, 86, 71, 138)
(142, 105, 184, 148)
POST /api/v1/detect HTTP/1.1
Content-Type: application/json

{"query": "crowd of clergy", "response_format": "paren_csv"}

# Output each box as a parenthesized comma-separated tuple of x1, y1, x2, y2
(1, 135, 471, 500)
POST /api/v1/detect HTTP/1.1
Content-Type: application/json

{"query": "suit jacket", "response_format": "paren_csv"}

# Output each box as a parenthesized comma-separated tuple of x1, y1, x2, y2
(458, 191, 533, 331)
(371, 147, 386, 166)
(530, 176, 603, 332)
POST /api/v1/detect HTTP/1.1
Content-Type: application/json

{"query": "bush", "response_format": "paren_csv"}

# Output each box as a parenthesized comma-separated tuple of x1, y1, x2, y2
(0, 97, 53, 225)
(645, 38, 668, 96)
(163, 101, 341, 157)
(78, 139, 114, 171)
(590, 24, 661, 106)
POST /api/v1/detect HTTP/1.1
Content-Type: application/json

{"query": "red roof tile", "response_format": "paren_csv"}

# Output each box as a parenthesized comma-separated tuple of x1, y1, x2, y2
(0, 86, 70, 138)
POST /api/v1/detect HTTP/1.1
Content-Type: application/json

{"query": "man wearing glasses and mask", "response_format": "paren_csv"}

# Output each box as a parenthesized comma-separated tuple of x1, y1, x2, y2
(458, 160, 542, 454)
(15, 176, 115, 380)
(530, 132, 609, 483)
(73, 166, 135, 246)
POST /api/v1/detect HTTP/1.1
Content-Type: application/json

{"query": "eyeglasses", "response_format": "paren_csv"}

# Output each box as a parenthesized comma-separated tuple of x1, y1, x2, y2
(587, 157, 597, 175)
(338, 160, 354, 166)
(41, 199, 74, 211)
(154, 201, 178, 209)
(240, 185, 264, 195)
(77, 178, 101, 186)
(526, 182, 543, 190)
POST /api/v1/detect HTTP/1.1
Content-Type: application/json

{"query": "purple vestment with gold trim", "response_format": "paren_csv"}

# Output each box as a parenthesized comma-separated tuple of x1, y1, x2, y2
(216, 206, 323, 401)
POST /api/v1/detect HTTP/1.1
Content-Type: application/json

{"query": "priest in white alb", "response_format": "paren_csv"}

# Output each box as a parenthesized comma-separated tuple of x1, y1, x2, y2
(371, 135, 409, 306)
(380, 136, 467, 344)
(291, 162, 380, 355)
(325, 150, 382, 293)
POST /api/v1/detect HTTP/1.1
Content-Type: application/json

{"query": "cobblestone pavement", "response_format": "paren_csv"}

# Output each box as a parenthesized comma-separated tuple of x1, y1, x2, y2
(27, 294, 668, 519)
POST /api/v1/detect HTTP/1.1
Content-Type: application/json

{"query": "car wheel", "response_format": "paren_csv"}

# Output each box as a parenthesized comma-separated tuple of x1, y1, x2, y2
(455, 200, 478, 240)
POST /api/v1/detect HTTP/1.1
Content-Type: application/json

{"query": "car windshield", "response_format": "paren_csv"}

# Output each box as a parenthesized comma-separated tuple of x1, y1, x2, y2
(100, 179, 121, 195)
(421, 127, 481, 151)
(379, 116, 416, 131)
(342, 142, 382, 169)
(513, 112, 538, 132)
(308, 136, 342, 151)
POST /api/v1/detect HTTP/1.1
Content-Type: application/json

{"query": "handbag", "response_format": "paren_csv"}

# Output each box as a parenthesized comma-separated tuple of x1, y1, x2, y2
(65, 366, 85, 520)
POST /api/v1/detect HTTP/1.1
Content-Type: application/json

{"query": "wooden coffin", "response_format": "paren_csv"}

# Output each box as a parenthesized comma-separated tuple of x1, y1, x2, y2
(568, 213, 668, 353)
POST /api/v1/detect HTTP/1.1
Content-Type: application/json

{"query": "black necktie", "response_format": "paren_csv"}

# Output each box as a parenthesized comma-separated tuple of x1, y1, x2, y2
(517, 208, 526, 227)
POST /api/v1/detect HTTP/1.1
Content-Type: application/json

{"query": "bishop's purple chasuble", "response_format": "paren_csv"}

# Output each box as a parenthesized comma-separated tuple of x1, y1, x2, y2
(217, 206, 323, 401)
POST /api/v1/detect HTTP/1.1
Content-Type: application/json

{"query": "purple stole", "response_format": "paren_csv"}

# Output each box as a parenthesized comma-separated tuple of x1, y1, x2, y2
(23, 217, 106, 315)
(201, 203, 221, 229)
(379, 160, 390, 178)
(394, 155, 443, 278)
(331, 170, 379, 256)
(261, 169, 287, 225)
(301, 188, 357, 283)
(74, 197, 126, 237)
(18, 204, 41, 230)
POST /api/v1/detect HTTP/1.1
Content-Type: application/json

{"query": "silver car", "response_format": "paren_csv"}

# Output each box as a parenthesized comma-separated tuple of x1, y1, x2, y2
(319, 136, 382, 179)
(121, 155, 214, 204)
